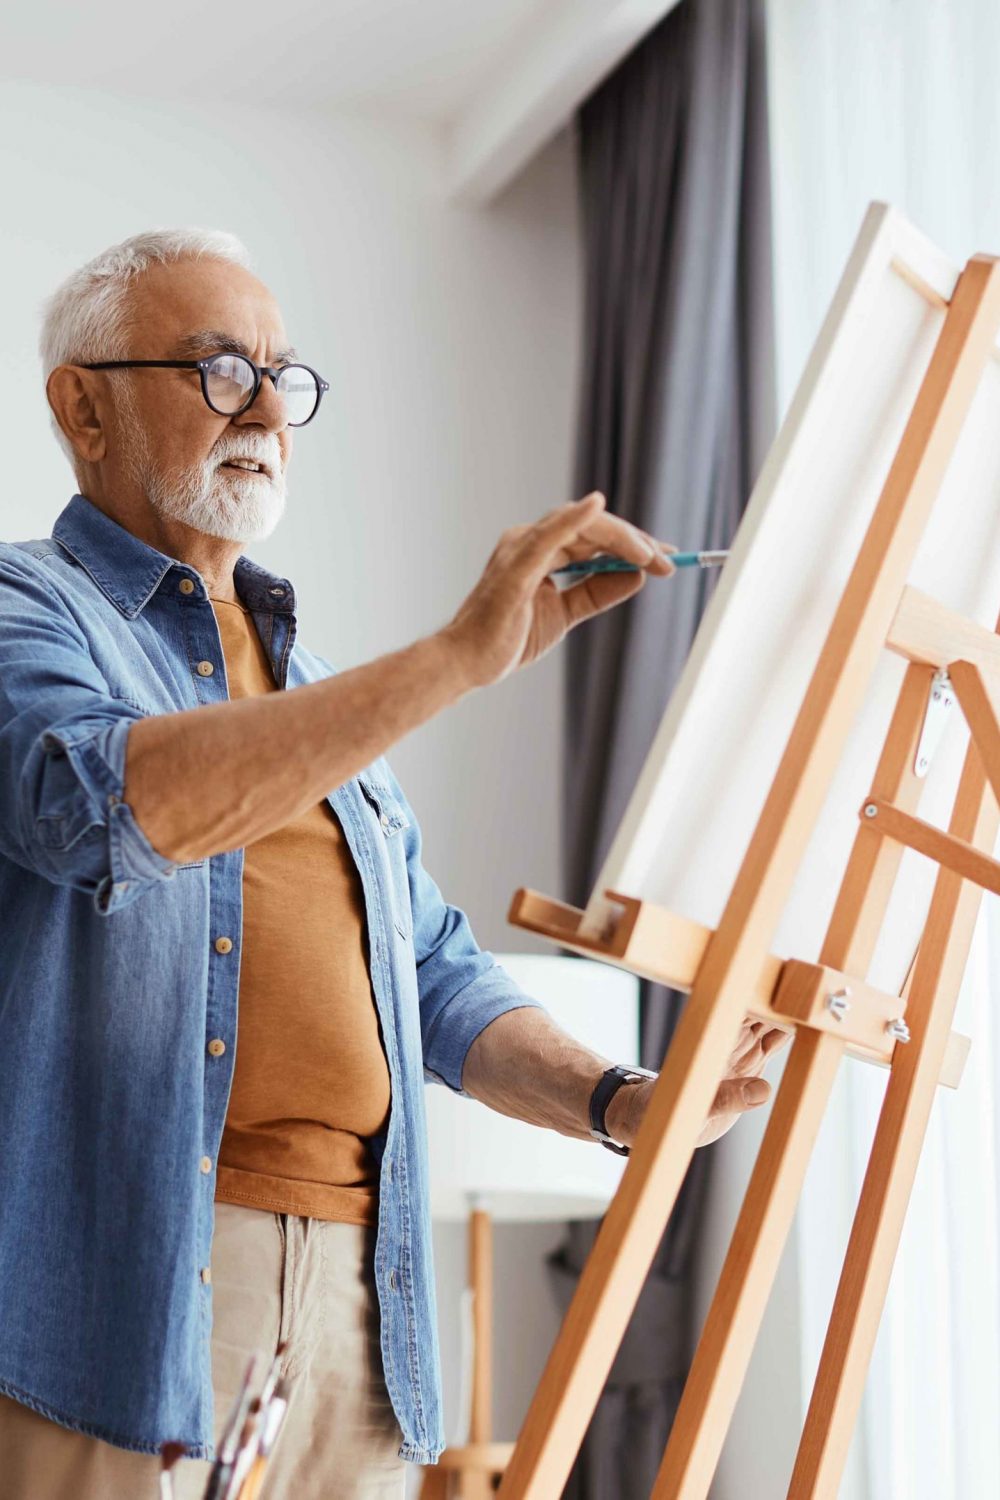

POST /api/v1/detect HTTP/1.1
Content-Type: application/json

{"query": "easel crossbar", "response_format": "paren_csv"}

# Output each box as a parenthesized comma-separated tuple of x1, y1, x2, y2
(863, 796, 1000, 895)
(508, 888, 969, 1088)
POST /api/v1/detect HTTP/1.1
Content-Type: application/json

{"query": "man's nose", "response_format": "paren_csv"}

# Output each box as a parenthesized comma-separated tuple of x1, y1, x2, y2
(234, 374, 287, 434)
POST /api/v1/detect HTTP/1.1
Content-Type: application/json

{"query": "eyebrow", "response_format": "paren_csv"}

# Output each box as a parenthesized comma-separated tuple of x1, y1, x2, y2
(170, 328, 299, 364)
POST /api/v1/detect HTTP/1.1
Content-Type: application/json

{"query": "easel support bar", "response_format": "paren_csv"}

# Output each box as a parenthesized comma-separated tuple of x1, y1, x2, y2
(775, 959, 909, 1058)
(862, 796, 1000, 896)
(508, 889, 969, 1087)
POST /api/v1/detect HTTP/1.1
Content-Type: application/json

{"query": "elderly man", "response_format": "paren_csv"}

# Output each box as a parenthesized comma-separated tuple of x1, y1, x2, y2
(0, 229, 786, 1500)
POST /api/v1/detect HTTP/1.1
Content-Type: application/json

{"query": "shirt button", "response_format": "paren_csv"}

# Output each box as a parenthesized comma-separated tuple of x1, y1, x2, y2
(380, 813, 391, 829)
(389, 1269, 398, 1290)
(196, 660, 215, 676)
(207, 1038, 226, 1057)
(200, 1266, 212, 1284)
(214, 936, 233, 954)
(179, 579, 195, 595)
(200, 1156, 212, 1174)
(268, 586, 285, 596)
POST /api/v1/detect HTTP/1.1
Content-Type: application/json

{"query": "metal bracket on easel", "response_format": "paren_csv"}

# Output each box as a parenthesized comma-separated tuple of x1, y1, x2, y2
(914, 667, 956, 777)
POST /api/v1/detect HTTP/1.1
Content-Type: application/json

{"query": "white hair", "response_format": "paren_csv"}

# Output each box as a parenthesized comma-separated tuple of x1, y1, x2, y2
(40, 227, 253, 468)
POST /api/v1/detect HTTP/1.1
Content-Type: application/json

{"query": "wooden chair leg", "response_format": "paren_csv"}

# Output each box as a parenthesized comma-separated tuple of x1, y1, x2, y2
(419, 1466, 450, 1499)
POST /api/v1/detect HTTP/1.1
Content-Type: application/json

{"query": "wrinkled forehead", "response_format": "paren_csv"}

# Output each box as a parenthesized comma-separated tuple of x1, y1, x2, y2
(124, 257, 290, 360)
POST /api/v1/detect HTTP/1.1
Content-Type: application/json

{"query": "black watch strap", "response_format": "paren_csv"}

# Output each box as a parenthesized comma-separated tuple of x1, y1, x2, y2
(588, 1064, 656, 1156)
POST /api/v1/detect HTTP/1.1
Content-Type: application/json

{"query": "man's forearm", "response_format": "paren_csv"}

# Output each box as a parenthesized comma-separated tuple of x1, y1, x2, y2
(462, 1007, 793, 1155)
(460, 1005, 634, 1143)
(124, 630, 474, 864)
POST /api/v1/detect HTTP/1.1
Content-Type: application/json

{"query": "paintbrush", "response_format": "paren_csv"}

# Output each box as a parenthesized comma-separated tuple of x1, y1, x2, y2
(222, 1394, 263, 1500)
(223, 1339, 288, 1499)
(551, 549, 729, 579)
(237, 1375, 292, 1500)
(160, 1440, 186, 1500)
(254, 1341, 288, 1419)
(203, 1351, 261, 1500)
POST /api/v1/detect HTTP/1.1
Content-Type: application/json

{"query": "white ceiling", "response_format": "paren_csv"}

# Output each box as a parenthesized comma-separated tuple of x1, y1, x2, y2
(3, 0, 552, 118)
(2, 0, 678, 200)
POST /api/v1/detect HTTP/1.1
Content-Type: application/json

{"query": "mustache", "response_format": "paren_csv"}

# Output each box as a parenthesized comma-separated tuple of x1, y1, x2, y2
(209, 432, 284, 483)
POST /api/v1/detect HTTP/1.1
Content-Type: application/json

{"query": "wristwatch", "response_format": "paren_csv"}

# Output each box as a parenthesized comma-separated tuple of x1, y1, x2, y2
(588, 1064, 658, 1156)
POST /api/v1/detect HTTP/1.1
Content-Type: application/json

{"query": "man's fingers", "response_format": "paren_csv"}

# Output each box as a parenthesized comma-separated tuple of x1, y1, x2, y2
(517, 493, 671, 582)
(699, 1019, 788, 1143)
(710, 1076, 771, 1117)
(522, 493, 606, 554)
(732, 1021, 792, 1067)
(560, 567, 646, 625)
(556, 514, 672, 571)
(730, 1022, 762, 1066)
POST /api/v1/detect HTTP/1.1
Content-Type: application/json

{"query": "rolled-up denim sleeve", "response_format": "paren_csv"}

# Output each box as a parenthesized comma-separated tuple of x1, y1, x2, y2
(0, 552, 180, 916)
(379, 758, 546, 1094)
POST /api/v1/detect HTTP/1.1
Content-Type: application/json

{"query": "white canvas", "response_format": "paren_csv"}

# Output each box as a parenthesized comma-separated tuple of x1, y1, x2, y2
(580, 202, 1000, 996)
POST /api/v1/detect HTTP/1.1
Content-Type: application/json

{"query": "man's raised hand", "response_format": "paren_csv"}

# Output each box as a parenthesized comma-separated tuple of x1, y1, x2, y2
(441, 492, 675, 689)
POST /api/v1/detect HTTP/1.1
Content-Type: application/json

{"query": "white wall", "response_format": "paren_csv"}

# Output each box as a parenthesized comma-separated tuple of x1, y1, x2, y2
(2, 81, 580, 951)
(0, 79, 582, 1466)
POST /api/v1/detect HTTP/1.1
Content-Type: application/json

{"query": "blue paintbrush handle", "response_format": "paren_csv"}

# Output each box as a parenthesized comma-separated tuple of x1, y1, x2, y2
(551, 551, 727, 577)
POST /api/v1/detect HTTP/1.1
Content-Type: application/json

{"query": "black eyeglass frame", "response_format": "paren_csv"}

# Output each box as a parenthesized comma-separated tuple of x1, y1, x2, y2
(82, 355, 330, 426)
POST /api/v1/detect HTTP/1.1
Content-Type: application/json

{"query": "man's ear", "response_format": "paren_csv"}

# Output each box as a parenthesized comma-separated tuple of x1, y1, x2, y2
(46, 366, 107, 466)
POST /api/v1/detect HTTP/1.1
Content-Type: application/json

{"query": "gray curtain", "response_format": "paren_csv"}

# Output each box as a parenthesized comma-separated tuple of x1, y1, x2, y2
(550, 1, 775, 1494)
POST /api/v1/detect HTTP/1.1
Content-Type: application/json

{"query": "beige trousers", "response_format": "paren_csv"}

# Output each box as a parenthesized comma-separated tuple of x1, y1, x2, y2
(0, 1202, 408, 1500)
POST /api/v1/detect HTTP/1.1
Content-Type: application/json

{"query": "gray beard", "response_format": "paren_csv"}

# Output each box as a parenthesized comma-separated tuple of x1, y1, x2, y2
(143, 459, 288, 544)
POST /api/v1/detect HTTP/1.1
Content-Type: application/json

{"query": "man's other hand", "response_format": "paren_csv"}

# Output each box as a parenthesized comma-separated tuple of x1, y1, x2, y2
(605, 1019, 793, 1151)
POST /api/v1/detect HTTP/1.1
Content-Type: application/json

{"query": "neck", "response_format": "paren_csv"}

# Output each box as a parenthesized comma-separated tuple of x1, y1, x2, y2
(77, 482, 243, 602)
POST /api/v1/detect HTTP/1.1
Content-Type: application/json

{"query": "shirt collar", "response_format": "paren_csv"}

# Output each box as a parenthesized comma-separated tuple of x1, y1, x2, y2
(51, 492, 297, 620)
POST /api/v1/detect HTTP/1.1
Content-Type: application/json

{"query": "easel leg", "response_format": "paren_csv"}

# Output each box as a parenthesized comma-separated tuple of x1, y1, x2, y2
(495, 981, 753, 1500)
(787, 748, 997, 1498)
(645, 661, 938, 1499)
(650, 1029, 844, 1499)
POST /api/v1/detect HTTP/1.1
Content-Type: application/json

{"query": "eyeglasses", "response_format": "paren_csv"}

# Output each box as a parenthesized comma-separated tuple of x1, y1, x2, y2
(82, 353, 330, 426)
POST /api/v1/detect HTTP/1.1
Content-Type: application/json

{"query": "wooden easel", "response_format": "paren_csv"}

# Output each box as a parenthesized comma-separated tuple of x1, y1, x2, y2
(494, 250, 1000, 1499)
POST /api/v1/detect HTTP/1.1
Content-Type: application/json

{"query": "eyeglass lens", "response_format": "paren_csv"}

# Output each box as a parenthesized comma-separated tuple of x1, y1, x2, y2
(204, 354, 320, 425)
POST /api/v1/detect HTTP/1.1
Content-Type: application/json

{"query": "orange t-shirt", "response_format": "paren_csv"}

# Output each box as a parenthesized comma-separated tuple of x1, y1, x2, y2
(211, 597, 391, 1225)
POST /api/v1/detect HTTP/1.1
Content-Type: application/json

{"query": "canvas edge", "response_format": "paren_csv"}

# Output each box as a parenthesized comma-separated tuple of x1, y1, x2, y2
(577, 200, 962, 941)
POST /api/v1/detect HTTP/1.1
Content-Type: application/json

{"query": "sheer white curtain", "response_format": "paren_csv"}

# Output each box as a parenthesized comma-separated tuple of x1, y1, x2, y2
(765, 2, 1000, 1494)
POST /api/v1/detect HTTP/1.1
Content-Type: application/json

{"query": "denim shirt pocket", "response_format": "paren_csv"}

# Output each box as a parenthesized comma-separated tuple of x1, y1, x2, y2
(355, 773, 412, 939)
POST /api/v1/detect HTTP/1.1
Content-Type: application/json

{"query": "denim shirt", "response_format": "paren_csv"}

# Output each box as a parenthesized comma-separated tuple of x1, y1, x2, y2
(0, 492, 543, 1463)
